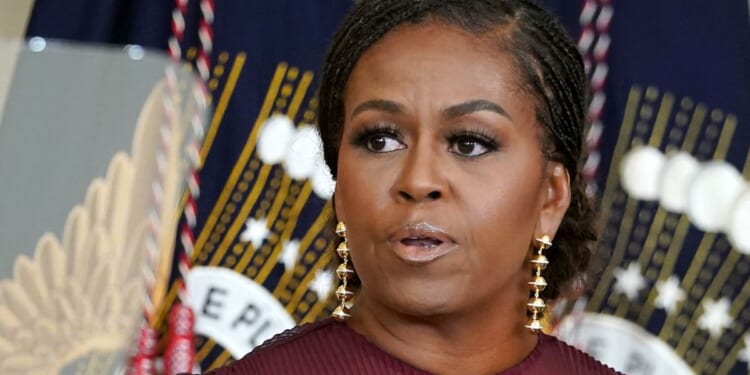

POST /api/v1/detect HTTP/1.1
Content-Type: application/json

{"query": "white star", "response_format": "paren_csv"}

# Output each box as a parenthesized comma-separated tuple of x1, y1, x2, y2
(280, 240, 300, 271)
(654, 275, 686, 313)
(308, 269, 334, 301)
(697, 298, 733, 338)
(239, 217, 269, 249)
(613, 262, 647, 300)
(738, 334, 750, 370)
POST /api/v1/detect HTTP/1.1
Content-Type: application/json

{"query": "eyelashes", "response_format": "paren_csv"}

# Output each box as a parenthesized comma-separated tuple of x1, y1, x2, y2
(351, 123, 400, 145)
(350, 123, 500, 157)
(445, 129, 499, 156)
(351, 123, 405, 153)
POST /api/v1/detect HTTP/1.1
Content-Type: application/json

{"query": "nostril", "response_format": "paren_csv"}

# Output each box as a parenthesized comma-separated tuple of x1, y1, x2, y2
(397, 189, 441, 202)
(399, 191, 413, 201)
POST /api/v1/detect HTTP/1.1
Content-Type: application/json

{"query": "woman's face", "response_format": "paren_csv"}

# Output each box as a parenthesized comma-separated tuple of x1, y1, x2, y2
(334, 21, 570, 318)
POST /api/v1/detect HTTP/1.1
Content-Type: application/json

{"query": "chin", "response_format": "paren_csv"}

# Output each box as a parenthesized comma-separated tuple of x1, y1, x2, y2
(358, 264, 473, 318)
(389, 287, 463, 318)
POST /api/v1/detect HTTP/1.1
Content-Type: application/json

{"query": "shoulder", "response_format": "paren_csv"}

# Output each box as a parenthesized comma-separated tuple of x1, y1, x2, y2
(204, 319, 349, 375)
(245, 317, 340, 355)
(535, 334, 624, 375)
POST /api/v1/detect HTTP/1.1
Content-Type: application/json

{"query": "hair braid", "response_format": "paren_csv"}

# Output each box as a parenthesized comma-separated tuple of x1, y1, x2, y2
(507, 7, 597, 298)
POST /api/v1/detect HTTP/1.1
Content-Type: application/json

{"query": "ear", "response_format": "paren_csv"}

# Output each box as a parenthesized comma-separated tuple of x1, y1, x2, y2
(536, 162, 571, 239)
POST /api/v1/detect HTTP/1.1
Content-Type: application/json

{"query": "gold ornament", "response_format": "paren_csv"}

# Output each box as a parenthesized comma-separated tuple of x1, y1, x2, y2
(332, 221, 355, 321)
(525, 234, 551, 333)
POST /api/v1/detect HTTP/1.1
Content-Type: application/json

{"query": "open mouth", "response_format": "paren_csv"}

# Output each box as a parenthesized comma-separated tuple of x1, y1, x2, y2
(389, 224, 456, 263)
(400, 236, 444, 248)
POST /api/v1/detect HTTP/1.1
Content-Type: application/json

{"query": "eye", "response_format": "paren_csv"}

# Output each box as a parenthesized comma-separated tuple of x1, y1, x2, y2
(447, 130, 498, 158)
(367, 134, 404, 153)
(451, 139, 488, 157)
(352, 124, 406, 153)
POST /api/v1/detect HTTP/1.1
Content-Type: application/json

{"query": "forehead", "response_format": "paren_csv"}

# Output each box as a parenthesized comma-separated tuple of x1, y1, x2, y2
(343, 21, 533, 114)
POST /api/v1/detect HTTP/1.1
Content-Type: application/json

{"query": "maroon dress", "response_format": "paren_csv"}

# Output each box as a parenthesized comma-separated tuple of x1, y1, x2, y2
(205, 318, 622, 374)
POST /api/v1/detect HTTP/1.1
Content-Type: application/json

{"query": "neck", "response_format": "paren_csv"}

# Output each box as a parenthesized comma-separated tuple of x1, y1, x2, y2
(347, 297, 538, 375)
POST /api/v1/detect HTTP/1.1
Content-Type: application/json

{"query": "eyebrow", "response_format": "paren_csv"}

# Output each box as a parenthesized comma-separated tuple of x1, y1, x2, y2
(349, 98, 511, 121)
(350, 99, 405, 119)
(442, 99, 512, 121)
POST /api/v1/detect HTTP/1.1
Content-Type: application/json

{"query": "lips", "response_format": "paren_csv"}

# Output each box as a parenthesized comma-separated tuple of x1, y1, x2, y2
(389, 223, 457, 264)
(401, 236, 443, 247)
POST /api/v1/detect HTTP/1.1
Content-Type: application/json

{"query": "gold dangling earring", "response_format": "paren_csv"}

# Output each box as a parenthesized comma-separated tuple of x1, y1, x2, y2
(332, 221, 354, 321)
(525, 234, 551, 333)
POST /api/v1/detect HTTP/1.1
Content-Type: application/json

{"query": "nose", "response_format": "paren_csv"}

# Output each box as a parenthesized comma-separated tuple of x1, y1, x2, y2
(393, 142, 445, 203)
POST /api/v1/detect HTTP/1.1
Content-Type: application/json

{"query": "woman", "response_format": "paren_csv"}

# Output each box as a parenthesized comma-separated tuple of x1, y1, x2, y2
(208, 0, 619, 373)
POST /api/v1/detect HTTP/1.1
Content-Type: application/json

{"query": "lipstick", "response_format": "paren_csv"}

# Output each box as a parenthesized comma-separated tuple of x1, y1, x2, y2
(388, 223, 457, 264)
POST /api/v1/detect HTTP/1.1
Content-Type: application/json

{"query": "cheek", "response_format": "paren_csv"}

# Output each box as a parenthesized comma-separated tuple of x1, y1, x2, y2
(464, 161, 542, 219)
(334, 156, 388, 238)
(470, 195, 533, 237)
(335, 147, 397, 218)
(461, 181, 541, 266)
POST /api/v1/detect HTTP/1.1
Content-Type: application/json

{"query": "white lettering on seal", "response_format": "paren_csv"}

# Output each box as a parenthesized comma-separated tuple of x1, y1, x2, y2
(186, 266, 296, 358)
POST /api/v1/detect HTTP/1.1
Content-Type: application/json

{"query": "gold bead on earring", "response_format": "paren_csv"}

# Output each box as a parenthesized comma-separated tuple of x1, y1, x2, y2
(525, 234, 551, 333)
(332, 221, 355, 321)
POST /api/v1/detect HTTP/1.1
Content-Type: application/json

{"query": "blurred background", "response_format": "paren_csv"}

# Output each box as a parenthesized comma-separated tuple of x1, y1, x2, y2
(0, 1, 748, 374)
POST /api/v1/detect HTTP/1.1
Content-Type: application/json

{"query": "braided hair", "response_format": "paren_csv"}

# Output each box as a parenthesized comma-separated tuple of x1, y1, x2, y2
(318, 0, 597, 301)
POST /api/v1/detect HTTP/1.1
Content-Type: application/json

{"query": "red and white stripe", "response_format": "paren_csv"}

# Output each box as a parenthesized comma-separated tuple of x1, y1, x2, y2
(164, 303, 196, 375)
(168, 0, 189, 61)
(128, 325, 159, 375)
(195, 0, 215, 81)
(130, 0, 200, 371)
(578, 0, 613, 196)
(128, 0, 213, 372)
(129, 68, 178, 374)
(175, 83, 209, 302)
(164, 1, 213, 372)
(162, 59, 199, 375)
